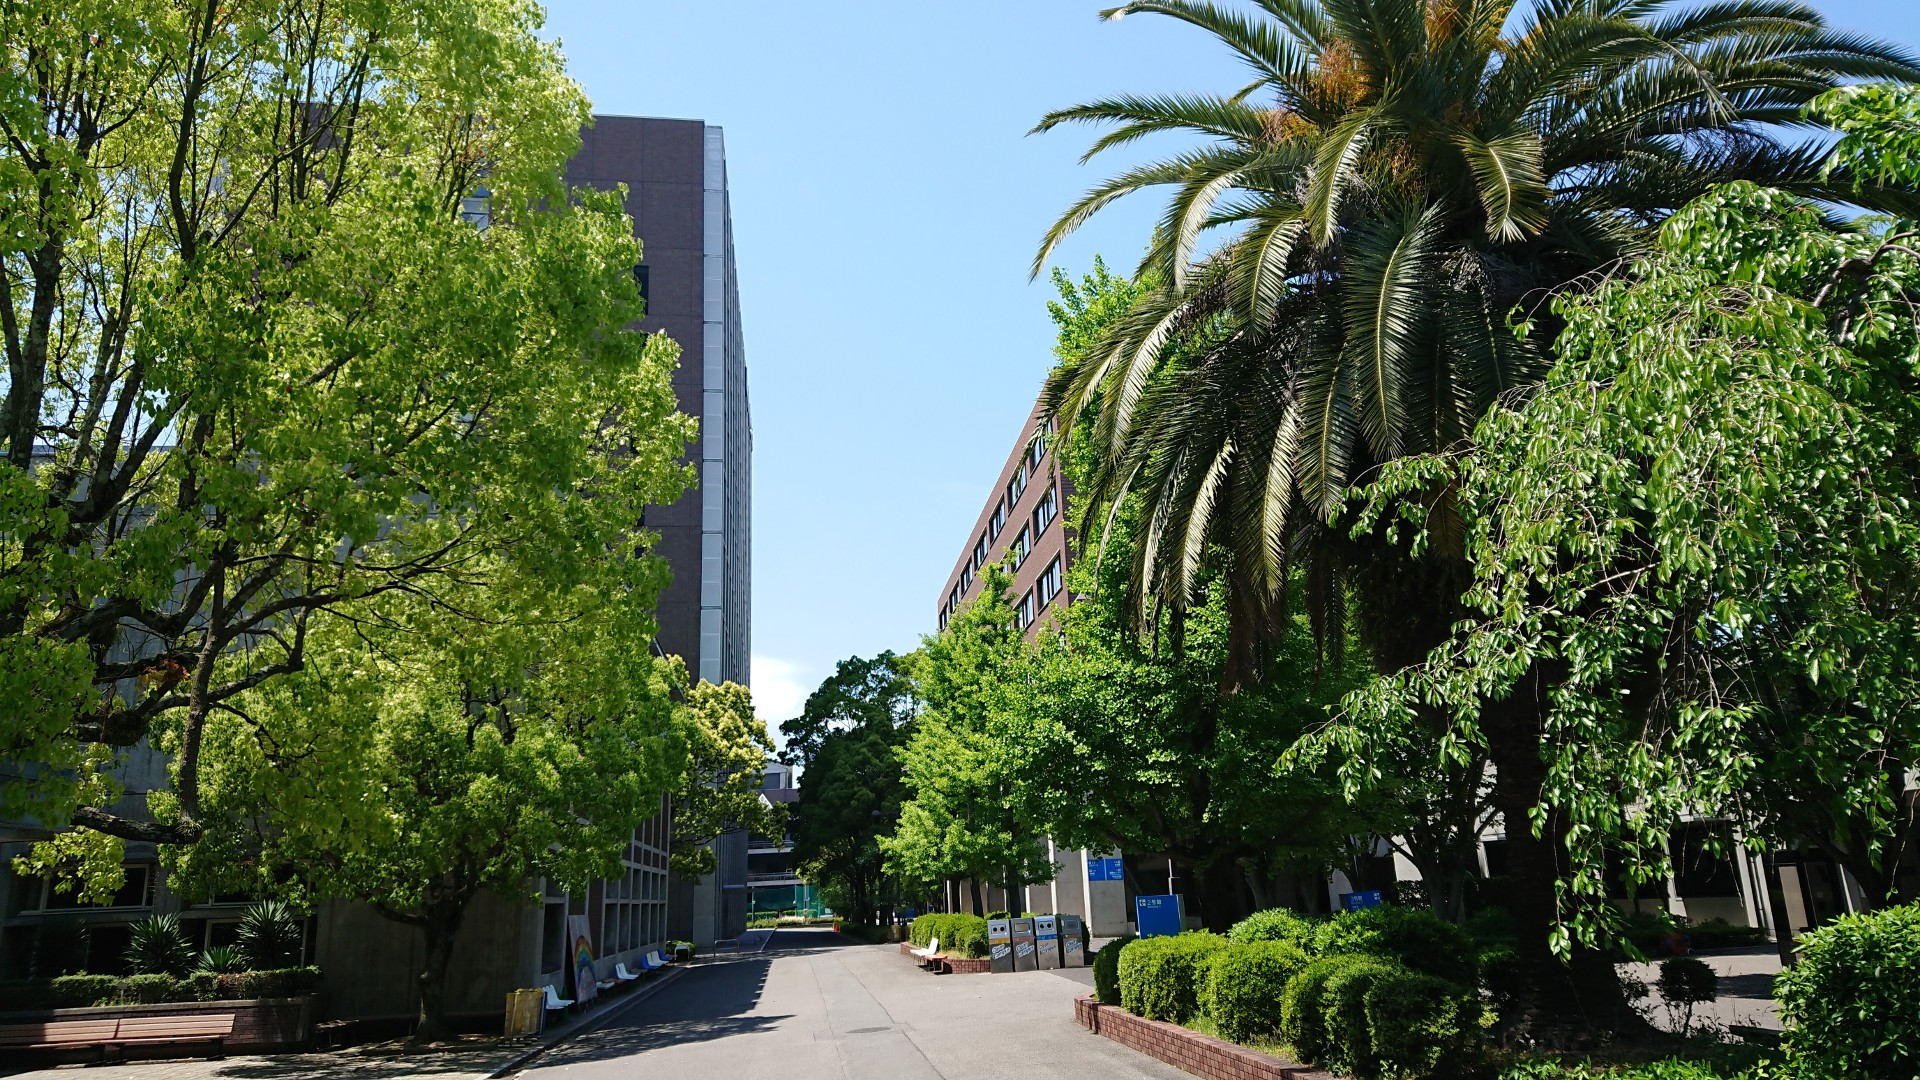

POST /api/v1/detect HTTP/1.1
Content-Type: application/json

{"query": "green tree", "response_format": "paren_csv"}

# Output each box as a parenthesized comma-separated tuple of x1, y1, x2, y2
(784, 653, 917, 929)
(164, 553, 684, 1042)
(1339, 85, 1920, 961)
(1033, 0, 1920, 1023)
(1, 0, 687, 871)
(669, 680, 785, 879)
(883, 569, 1054, 912)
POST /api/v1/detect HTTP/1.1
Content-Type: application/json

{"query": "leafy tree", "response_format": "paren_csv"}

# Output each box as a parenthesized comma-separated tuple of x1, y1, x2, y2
(1338, 86, 1920, 1004)
(779, 651, 917, 771)
(669, 680, 785, 879)
(161, 550, 685, 1042)
(882, 568, 1054, 911)
(1, 0, 686, 874)
(1032, 0, 1920, 1024)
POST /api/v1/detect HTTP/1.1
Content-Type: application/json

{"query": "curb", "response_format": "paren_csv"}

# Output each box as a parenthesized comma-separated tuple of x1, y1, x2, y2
(487, 964, 688, 1078)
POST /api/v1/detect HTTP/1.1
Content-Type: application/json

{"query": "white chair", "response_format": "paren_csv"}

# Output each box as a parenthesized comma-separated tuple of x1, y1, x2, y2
(542, 983, 573, 1011)
(647, 950, 670, 967)
(909, 937, 940, 966)
(614, 963, 640, 982)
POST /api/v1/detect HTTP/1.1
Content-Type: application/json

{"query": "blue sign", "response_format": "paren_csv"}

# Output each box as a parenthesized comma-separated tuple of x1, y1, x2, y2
(1087, 856, 1125, 882)
(1343, 889, 1384, 913)
(1135, 893, 1185, 939)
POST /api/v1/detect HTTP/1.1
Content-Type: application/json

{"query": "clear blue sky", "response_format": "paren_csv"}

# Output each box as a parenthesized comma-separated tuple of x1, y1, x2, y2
(540, 0, 1919, 729)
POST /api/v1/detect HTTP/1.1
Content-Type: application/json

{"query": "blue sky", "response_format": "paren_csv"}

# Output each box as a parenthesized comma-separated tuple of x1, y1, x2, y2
(540, 0, 1920, 731)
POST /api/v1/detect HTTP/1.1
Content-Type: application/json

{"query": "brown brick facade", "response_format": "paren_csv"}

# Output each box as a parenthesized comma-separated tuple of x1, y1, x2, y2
(936, 395, 1075, 638)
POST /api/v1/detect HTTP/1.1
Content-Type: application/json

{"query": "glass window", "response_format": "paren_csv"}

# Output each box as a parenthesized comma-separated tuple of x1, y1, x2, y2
(1027, 431, 1047, 470)
(972, 534, 988, 570)
(1033, 483, 1057, 535)
(960, 564, 973, 593)
(1038, 556, 1063, 609)
(988, 499, 1007, 540)
(1007, 466, 1027, 507)
(1011, 526, 1030, 570)
(1016, 590, 1036, 630)
(949, 585, 960, 614)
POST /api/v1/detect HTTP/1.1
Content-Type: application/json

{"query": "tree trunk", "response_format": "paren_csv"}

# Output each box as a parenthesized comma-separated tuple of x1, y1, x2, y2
(968, 877, 983, 916)
(414, 902, 469, 1044)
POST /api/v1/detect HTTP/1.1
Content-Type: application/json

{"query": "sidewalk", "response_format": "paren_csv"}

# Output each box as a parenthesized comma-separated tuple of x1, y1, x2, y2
(0, 934, 777, 1080)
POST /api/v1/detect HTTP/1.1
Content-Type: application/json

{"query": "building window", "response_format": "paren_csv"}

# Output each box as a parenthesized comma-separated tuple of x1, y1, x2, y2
(1007, 466, 1027, 508)
(988, 498, 1008, 540)
(1038, 556, 1063, 609)
(938, 608, 949, 631)
(1016, 589, 1036, 630)
(1027, 431, 1047, 471)
(1032, 483, 1057, 535)
(972, 534, 988, 570)
(960, 564, 973, 594)
(1010, 526, 1031, 570)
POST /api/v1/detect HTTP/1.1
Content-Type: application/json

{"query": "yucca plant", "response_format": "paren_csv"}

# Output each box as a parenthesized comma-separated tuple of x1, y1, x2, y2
(195, 946, 245, 974)
(235, 900, 304, 970)
(124, 914, 193, 977)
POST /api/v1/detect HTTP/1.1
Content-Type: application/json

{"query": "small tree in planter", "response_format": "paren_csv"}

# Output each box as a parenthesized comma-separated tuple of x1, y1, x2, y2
(235, 901, 304, 970)
(125, 915, 193, 977)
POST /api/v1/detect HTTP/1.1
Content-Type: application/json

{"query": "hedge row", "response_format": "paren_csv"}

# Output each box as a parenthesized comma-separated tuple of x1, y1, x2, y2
(907, 913, 988, 958)
(0, 967, 322, 1010)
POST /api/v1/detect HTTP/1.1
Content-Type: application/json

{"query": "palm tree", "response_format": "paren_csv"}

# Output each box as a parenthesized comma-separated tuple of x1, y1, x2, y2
(1035, 0, 1919, 1030)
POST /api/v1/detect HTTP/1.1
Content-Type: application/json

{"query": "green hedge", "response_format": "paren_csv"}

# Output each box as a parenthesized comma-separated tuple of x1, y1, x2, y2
(1778, 901, 1920, 1080)
(1363, 968, 1484, 1079)
(1117, 933, 1227, 1023)
(1, 967, 322, 1010)
(1315, 904, 1478, 987)
(1201, 940, 1308, 1043)
(49, 974, 119, 1008)
(1227, 907, 1319, 951)
(1092, 934, 1134, 1005)
(906, 914, 988, 959)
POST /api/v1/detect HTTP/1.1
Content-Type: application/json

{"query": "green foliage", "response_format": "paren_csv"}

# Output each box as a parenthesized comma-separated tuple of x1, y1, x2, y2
(1657, 956, 1718, 1035)
(1201, 940, 1309, 1043)
(1116, 932, 1228, 1023)
(235, 901, 304, 971)
(120, 974, 181, 1005)
(182, 971, 221, 1002)
(196, 947, 245, 975)
(670, 680, 784, 879)
(238, 967, 323, 999)
(31, 918, 90, 977)
(48, 974, 118, 1008)
(1778, 901, 1920, 1080)
(1498, 1058, 1768, 1080)
(906, 913, 989, 958)
(780, 652, 918, 771)
(1284, 955, 1387, 1071)
(1362, 969, 1484, 1079)
(124, 915, 192, 977)
(1227, 907, 1319, 950)
(1315, 905, 1477, 986)
(1093, 934, 1135, 1005)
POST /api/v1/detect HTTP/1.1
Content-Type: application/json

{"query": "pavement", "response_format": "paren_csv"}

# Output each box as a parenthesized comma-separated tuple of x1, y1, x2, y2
(1619, 945, 1784, 1033)
(0, 929, 1173, 1080)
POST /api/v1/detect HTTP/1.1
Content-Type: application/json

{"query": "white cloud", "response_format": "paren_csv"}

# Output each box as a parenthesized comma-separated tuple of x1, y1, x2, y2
(750, 655, 810, 741)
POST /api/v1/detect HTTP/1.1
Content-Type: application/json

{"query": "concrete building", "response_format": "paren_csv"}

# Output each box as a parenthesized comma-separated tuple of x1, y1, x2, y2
(0, 113, 754, 1028)
(746, 763, 808, 914)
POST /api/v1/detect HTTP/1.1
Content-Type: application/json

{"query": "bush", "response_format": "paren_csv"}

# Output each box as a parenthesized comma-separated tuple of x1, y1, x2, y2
(1281, 954, 1400, 1074)
(1228, 907, 1319, 951)
(905, 913, 988, 958)
(49, 973, 119, 1008)
(238, 966, 322, 999)
(1777, 901, 1920, 1080)
(119, 973, 181, 1004)
(1201, 940, 1308, 1042)
(1315, 905, 1477, 986)
(196, 946, 245, 974)
(1364, 968, 1484, 1079)
(1093, 934, 1134, 1005)
(1658, 956, 1717, 1034)
(125, 914, 193, 976)
(1117, 933, 1227, 1023)
(236, 900, 305, 969)
(183, 971, 221, 1001)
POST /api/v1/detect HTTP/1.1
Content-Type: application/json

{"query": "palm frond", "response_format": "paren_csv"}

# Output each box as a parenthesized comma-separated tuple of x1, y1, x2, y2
(1032, 148, 1254, 278)
(1305, 105, 1382, 245)
(1341, 203, 1438, 462)
(1101, 0, 1316, 83)
(1452, 128, 1550, 241)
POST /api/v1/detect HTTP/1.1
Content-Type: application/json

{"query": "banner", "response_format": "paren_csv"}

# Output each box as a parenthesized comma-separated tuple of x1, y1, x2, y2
(568, 914, 598, 1005)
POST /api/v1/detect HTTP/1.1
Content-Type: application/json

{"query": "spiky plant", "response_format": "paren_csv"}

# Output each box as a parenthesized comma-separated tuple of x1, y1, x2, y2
(195, 946, 245, 974)
(125, 914, 193, 977)
(235, 900, 305, 970)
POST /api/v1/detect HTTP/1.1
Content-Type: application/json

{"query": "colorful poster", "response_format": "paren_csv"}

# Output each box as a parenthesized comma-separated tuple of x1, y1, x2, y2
(568, 914, 598, 1005)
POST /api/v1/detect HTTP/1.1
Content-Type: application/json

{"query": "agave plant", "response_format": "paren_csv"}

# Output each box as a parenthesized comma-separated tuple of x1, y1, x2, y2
(235, 900, 305, 970)
(195, 946, 245, 974)
(125, 914, 193, 977)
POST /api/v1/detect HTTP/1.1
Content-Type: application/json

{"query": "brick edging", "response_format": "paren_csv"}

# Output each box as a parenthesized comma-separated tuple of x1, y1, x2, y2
(1073, 993, 1338, 1080)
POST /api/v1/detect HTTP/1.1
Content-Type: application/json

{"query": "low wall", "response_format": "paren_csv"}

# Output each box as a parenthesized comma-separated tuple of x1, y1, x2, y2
(896, 941, 989, 974)
(1, 997, 313, 1053)
(1073, 994, 1336, 1080)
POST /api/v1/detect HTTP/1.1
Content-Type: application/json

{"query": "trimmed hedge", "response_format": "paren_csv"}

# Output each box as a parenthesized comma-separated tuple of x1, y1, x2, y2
(0, 967, 321, 1010)
(1778, 900, 1920, 1080)
(49, 974, 118, 1008)
(1201, 940, 1308, 1043)
(1364, 968, 1484, 1078)
(1093, 934, 1134, 1005)
(907, 914, 988, 959)
(1315, 904, 1477, 986)
(1116, 932, 1227, 1023)
(1227, 907, 1319, 951)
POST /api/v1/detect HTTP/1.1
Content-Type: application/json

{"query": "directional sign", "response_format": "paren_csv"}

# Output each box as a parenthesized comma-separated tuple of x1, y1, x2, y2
(1342, 889, 1384, 913)
(1135, 893, 1185, 938)
(1087, 857, 1125, 881)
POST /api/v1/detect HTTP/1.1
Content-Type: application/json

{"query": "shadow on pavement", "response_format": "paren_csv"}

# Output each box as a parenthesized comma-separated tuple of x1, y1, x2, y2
(531, 940, 793, 1068)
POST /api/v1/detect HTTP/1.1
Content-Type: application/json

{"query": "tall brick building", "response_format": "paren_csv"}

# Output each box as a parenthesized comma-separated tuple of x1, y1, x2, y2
(937, 396, 1071, 637)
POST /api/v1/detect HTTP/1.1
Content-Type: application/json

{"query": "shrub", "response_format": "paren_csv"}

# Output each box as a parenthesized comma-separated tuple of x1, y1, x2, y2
(236, 900, 305, 969)
(1364, 968, 1484, 1078)
(119, 973, 181, 1004)
(1657, 956, 1717, 1035)
(1321, 956, 1406, 1077)
(1777, 901, 1920, 1080)
(1228, 907, 1318, 951)
(196, 946, 245, 974)
(1092, 934, 1134, 1005)
(238, 966, 323, 999)
(909, 913, 942, 947)
(182, 971, 221, 1002)
(1117, 933, 1227, 1023)
(49, 973, 119, 1008)
(1282, 954, 1400, 1073)
(1201, 940, 1308, 1042)
(1315, 905, 1477, 986)
(125, 914, 193, 976)
(908, 913, 989, 958)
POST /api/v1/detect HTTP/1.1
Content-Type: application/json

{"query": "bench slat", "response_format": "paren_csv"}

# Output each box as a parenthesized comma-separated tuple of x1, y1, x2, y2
(0, 1020, 123, 1046)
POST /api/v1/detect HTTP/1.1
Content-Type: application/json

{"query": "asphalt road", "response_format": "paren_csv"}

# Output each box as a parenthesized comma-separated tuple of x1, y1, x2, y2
(514, 927, 1184, 1080)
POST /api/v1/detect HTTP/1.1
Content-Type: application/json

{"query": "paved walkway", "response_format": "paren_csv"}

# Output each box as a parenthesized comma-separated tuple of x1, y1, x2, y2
(514, 928, 1181, 1079)
(1620, 945, 1784, 1033)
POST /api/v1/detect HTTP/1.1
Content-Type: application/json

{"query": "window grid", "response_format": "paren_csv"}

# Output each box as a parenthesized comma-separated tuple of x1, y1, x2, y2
(1038, 556, 1063, 609)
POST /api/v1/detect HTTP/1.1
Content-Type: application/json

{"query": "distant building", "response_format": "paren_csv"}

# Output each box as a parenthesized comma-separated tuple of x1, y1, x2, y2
(936, 398, 1071, 639)
(747, 763, 807, 914)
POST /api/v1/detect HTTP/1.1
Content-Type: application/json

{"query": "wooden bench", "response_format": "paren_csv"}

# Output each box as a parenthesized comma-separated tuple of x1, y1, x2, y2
(0, 1014, 233, 1058)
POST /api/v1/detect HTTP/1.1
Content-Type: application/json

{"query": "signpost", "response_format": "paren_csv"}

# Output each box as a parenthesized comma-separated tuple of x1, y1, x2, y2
(1086, 856, 1125, 881)
(1134, 894, 1185, 938)
(1342, 890, 1384, 913)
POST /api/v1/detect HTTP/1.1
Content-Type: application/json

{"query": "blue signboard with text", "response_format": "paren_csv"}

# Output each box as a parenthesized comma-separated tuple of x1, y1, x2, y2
(1087, 857, 1125, 882)
(1342, 890, 1384, 913)
(1135, 893, 1185, 938)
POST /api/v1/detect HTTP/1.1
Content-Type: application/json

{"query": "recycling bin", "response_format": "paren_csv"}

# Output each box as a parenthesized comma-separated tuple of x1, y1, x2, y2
(987, 917, 1014, 973)
(1035, 915, 1061, 969)
(1011, 917, 1037, 972)
(1058, 913, 1087, 968)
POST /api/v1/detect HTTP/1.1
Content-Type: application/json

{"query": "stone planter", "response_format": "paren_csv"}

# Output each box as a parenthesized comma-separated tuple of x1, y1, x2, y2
(1, 997, 315, 1054)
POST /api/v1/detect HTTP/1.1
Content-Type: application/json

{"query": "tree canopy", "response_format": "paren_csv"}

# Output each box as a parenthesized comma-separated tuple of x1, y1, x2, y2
(669, 680, 783, 879)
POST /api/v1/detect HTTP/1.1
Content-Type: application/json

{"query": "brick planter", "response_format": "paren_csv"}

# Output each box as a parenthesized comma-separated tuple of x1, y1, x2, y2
(1074, 994, 1336, 1080)
(0, 997, 315, 1054)
(896, 941, 990, 973)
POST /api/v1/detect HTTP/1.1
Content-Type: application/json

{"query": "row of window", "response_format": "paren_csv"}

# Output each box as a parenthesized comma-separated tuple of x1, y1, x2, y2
(944, 479, 1060, 629)
(1013, 556, 1065, 631)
